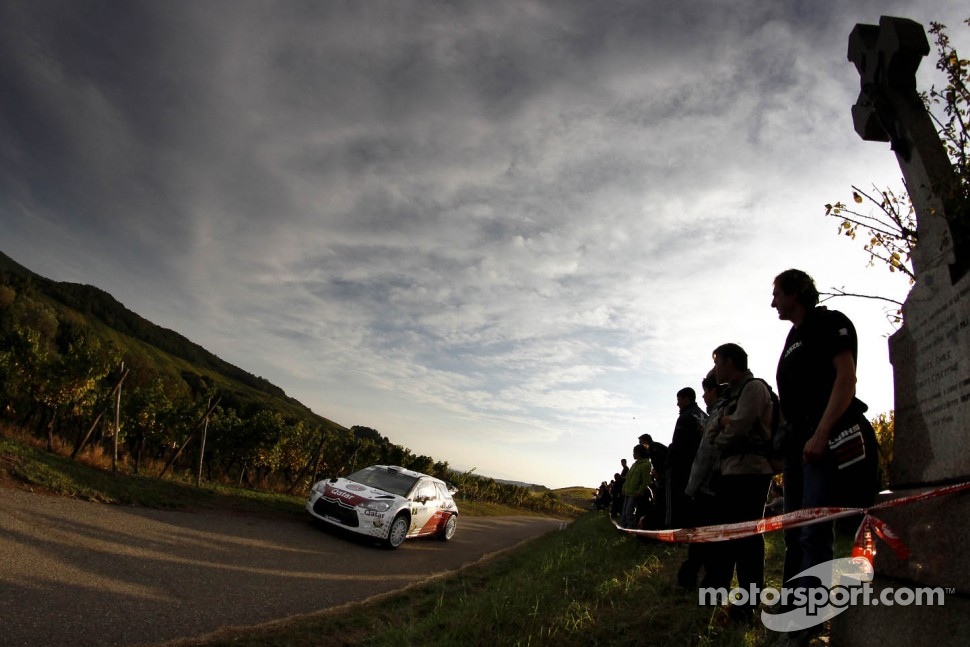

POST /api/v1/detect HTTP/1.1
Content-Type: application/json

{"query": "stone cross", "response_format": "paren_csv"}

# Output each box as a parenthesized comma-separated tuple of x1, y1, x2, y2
(834, 17, 970, 645)
(848, 15, 962, 279)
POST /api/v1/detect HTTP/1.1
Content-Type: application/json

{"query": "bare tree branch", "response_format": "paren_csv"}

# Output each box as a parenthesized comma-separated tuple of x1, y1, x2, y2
(820, 288, 904, 308)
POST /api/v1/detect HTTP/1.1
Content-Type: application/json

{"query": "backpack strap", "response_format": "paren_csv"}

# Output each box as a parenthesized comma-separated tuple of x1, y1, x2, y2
(721, 378, 776, 457)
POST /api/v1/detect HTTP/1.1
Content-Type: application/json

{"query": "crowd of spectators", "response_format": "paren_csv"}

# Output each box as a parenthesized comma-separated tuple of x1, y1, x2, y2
(588, 269, 879, 645)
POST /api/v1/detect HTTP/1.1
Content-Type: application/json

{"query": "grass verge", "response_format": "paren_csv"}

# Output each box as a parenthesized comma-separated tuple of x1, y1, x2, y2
(169, 512, 792, 647)
(0, 434, 306, 515)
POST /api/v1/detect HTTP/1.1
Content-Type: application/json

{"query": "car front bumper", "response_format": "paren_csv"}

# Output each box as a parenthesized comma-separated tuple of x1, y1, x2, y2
(306, 491, 393, 540)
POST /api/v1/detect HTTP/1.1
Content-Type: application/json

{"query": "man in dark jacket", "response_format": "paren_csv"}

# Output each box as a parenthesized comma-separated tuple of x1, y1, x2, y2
(772, 269, 878, 643)
(667, 387, 706, 528)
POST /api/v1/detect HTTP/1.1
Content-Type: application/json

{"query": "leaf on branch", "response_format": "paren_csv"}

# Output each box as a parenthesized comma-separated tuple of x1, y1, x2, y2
(853, 191, 863, 204)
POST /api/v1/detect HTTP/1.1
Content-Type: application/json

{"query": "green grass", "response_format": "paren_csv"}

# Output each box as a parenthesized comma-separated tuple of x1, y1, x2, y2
(555, 485, 599, 509)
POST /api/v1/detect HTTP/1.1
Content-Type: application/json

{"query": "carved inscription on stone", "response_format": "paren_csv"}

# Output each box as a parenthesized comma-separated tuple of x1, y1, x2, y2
(897, 275, 970, 479)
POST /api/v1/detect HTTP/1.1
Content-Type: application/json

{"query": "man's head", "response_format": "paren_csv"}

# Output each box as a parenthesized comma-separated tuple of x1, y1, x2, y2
(633, 444, 646, 460)
(701, 370, 723, 408)
(712, 343, 748, 384)
(676, 387, 696, 411)
(638, 433, 652, 448)
(772, 269, 818, 324)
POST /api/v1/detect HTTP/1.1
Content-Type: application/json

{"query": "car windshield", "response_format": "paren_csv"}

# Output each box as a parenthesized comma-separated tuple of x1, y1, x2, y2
(347, 467, 420, 497)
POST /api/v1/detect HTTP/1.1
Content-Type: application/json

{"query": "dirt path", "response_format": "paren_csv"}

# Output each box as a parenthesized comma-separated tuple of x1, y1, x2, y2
(0, 488, 566, 646)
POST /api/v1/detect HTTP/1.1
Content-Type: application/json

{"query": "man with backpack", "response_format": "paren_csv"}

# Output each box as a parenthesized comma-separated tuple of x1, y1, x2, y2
(707, 342, 776, 623)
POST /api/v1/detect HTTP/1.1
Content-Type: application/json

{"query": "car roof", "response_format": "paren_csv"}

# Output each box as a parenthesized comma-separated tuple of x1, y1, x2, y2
(367, 464, 441, 483)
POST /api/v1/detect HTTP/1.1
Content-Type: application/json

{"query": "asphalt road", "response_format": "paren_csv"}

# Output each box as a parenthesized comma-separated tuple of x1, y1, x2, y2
(0, 488, 567, 647)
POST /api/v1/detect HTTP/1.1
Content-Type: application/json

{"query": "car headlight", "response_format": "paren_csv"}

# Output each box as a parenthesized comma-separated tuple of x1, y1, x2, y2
(359, 500, 391, 512)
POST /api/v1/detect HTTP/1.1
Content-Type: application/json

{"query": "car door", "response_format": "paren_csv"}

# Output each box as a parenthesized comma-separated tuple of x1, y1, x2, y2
(409, 480, 439, 535)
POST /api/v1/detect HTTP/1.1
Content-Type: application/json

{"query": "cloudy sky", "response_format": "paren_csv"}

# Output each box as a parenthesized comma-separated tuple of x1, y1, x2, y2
(1, 1, 966, 489)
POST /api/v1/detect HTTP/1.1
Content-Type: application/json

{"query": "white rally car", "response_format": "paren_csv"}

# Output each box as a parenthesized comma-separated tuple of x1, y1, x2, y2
(306, 465, 459, 549)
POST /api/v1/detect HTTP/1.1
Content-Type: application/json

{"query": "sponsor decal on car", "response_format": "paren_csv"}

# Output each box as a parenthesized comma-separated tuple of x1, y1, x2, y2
(327, 485, 363, 504)
(419, 511, 449, 534)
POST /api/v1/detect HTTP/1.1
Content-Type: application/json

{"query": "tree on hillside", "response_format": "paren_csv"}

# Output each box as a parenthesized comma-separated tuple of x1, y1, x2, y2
(0, 290, 120, 445)
(122, 373, 178, 473)
(38, 323, 118, 451)
(871, 411, 895, 490)
(0, 292, 59, 423)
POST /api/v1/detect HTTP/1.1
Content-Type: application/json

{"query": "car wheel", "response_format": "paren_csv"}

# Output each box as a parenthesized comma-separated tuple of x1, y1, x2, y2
(436, 514, 457, 541)
(383, 513, 409, 549)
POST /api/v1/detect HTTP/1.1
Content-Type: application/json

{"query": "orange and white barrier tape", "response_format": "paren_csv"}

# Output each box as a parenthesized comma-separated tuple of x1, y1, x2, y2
(613, 481, 970, 565)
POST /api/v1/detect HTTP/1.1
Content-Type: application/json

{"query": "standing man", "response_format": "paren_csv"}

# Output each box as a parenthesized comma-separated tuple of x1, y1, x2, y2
(668, 387, 706, 528)
(610, 458, 629, 519)
(678, 373, 724, 592)
(638, 433, 668, 527)
(708, 343, 775, 623)
(771, 269, 878, 630)
(621, 444, 653, 529)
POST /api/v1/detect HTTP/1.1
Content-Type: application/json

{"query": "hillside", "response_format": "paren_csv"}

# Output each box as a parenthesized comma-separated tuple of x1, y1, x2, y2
(0, 250, 559, 497)
(1, 252, 290, 399)
(0, 251, 352, 425)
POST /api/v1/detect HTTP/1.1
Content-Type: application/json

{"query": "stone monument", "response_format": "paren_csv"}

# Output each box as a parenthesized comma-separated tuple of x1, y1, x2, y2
(833, 15, 970, 645)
